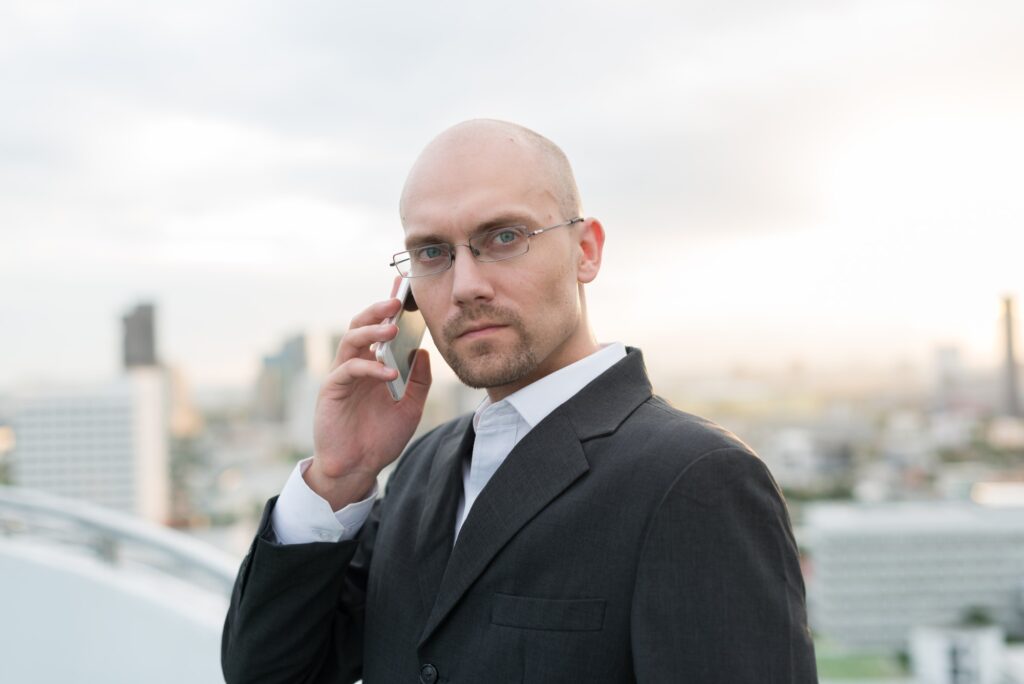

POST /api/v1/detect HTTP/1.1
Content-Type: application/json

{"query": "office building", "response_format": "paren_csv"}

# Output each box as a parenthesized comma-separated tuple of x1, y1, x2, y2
(254, 334, 311, 422)
(934, 345, 966, 412)
(123, 303, 158, 369)
(253, 332, 334, 452)
(8, 368, 171, 522)
(1004, 296, 1021, 418)
(804, 501, 1024, 652)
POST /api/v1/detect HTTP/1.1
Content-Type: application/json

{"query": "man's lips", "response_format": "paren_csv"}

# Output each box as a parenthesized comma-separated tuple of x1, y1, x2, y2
(456, 323, 508, 340)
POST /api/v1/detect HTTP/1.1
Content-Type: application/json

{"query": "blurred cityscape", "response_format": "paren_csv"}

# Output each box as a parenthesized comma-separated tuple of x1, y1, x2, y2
(2, 296, 1023, 683)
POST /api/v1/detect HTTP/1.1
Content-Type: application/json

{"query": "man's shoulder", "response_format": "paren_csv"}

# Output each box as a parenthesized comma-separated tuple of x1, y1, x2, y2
(626, 394, 754, 455)
(593, 393, 766, 488)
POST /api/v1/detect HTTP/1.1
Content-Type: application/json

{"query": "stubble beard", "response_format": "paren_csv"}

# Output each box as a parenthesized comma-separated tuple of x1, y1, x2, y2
(440, 305, 539, 389)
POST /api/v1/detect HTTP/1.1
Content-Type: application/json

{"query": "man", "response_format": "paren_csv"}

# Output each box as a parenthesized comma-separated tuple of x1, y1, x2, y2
(222, 120, 818, 683)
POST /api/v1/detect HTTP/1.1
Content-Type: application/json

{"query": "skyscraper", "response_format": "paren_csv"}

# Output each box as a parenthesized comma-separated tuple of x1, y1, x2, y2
(1002, 295, 1021, 418)
(253, 334, 307, 422)
(9, 373, 170, 522)
(933, 345, 965, 411)
(7, 303, 172, 522)
(123, 303, 157, 369)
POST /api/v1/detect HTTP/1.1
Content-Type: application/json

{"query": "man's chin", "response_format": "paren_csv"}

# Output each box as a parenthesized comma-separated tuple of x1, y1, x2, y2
(442, 343, 537, 390)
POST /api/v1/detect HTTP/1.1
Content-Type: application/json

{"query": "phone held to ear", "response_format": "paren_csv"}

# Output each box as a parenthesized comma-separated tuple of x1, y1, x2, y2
(374, 278, 427, 401)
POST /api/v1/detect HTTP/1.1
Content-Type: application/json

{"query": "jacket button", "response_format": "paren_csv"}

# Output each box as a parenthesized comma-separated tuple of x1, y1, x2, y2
(419, 663, 438, 684)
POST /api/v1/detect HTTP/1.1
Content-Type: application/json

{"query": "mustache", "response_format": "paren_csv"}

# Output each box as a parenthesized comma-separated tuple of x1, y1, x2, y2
(442, 304, 523, 344)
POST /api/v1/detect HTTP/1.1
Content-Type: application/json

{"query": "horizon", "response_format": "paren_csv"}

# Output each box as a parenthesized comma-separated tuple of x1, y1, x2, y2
(2, 0, 1022, 390)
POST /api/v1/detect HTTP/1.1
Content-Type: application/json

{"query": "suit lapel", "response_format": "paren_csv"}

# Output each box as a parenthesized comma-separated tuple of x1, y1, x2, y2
(414, 415, 474, 620)
(418, 412, 588, 646)
(415, 347, 654, 646)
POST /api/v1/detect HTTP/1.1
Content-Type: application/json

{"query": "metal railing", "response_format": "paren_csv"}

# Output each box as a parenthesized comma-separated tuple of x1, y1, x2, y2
(0, 485, 239, 597)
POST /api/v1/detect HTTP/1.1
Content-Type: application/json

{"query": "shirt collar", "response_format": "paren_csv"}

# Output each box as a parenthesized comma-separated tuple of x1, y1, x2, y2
(473, 342, 627, 430)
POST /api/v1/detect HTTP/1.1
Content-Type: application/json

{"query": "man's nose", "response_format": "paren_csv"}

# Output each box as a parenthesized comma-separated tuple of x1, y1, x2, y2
(449, 244, 495, 305)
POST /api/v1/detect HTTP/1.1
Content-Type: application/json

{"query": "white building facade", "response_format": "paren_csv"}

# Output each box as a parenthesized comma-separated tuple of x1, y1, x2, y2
(8, 368, 170, 523)
(804, 501, 1024, 652)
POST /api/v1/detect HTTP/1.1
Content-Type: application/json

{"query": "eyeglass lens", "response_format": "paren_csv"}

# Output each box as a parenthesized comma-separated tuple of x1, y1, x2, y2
(398, 226, 530, 277)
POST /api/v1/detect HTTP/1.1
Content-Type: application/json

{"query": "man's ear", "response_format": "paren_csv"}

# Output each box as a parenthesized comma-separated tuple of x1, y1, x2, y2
(576, 217, 605, 284)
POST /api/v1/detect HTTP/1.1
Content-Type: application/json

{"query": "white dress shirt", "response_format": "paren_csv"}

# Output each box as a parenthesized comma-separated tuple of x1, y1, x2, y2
(271, 342, 627, 545)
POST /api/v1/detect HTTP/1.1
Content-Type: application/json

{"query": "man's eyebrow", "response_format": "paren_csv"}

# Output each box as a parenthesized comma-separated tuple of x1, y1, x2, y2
(404, 232, 447, 250)
(404, 213, 535, 249)
(473, 212, 534, 233)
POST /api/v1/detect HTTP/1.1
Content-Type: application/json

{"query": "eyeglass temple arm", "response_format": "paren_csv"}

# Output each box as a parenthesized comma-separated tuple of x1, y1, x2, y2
(527, 217, 584, 237)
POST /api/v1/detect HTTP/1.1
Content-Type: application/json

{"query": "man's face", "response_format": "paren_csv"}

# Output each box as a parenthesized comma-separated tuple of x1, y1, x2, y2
(400, 135, 585, 395)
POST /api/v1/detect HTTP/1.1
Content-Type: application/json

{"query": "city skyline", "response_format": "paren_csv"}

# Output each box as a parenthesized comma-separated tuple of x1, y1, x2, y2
(0, 290, 1019, 395)
(2, 0, 1022, 388)
(2, 3, 1023, 681)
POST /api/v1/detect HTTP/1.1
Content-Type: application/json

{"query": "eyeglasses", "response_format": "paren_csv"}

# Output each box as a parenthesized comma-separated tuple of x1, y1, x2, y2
(390, 217, 583, 278)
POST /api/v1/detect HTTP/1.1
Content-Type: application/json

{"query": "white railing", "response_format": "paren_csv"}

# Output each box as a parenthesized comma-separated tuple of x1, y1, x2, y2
(0, 484, 238, 596)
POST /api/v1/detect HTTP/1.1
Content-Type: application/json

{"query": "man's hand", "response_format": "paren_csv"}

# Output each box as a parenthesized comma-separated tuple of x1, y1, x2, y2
(308, 277, 432, 510)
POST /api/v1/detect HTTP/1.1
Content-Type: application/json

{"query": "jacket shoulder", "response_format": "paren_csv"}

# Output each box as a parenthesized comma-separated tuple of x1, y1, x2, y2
(589, 393, 771, 490)
(630, 394, 756, 455)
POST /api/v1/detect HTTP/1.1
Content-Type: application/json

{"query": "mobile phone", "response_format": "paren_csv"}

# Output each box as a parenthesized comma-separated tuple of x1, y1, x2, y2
(374, 278, 427, 401)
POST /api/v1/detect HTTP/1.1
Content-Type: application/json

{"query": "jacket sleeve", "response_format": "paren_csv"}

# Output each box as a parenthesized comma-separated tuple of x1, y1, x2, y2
(630, 447, 818, 683)
(220, 490, 383, 684)
(221, 424, 441, 683)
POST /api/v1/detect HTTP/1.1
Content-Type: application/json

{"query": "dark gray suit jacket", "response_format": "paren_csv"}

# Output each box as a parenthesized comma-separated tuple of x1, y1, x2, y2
(222, 348, 818, 683)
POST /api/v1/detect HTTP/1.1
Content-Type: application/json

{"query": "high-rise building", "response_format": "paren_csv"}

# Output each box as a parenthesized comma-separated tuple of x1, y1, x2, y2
(123, 303, 157, 369)
(8, 369, 171, 522)
(253, 332, 333, 444)
(1003, 295, 1021, 418)
(934, 345, 966, 411)
(253, 334, 307, 422)
(7, 304, 174, 522)
(804, 501, 1024, 652)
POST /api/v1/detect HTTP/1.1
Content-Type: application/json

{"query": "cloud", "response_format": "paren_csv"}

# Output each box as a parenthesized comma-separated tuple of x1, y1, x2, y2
(1, 0, 1022, 384)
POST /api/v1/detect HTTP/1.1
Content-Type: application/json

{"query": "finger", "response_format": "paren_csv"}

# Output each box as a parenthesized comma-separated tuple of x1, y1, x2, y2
(333, 301, 404, 370)
(325, 357, 397, 390)
(348, 297, 402, 331)
(335, 323, 398, 366)
(389, 275, 403, 299)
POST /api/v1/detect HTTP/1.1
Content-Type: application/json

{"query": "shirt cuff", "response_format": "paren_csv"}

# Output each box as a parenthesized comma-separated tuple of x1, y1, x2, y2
(270, 457, 379, 545)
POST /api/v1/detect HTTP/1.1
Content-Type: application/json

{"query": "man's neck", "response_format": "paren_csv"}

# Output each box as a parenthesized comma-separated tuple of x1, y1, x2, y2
(484, 337, 601, 403)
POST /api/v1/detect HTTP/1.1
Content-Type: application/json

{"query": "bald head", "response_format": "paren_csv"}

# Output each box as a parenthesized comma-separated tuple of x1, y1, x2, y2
(400, 119, 582, 225)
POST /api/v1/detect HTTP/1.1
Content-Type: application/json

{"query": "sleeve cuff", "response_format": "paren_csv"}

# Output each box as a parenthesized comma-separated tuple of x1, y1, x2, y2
(270, 457, 379, 545)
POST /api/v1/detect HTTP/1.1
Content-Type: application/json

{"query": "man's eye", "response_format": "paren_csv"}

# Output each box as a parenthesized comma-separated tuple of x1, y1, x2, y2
(492, 230, 520, 245)
(416, 246, 446, 261)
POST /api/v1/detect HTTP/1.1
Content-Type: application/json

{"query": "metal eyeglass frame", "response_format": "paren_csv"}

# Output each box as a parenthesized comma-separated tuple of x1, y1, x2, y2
(389, 217, 584, 278)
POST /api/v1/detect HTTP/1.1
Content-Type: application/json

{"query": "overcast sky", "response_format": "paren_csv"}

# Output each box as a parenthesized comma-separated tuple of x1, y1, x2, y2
(2, 0, 1022, 389)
